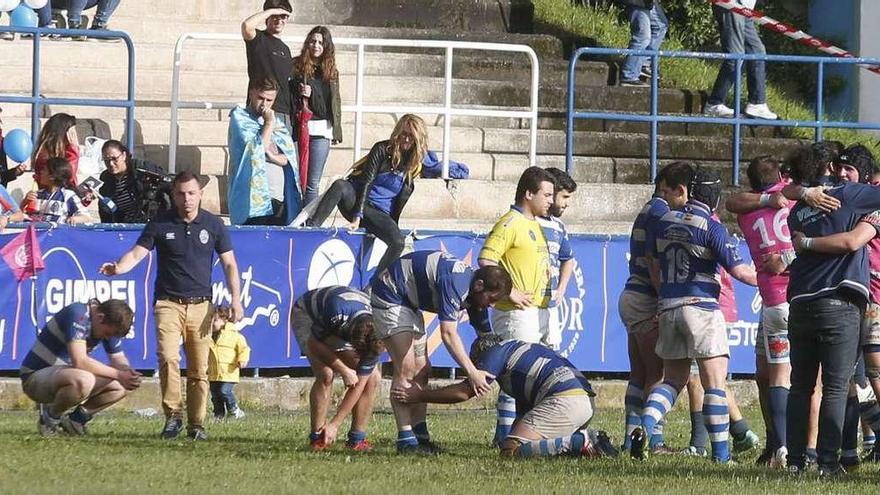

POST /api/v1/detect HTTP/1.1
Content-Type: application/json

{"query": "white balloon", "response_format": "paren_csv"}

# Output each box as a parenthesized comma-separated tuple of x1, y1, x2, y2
(23, 0, 46, 9)
(0, 0, 20, 13)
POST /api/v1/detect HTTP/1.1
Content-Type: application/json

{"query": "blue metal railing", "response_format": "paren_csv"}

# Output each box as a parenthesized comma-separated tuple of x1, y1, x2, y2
(566, 47, 880, 185)
(0, 26, 136, 152)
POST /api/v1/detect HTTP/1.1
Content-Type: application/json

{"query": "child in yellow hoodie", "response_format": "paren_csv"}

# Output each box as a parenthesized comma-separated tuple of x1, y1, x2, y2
(208, 306, 251, 419)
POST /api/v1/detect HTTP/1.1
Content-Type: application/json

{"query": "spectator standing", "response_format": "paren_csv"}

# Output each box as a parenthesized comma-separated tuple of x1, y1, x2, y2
(227, 78, 301, 226)
(100, 171, 244, 442)
(242, 0, 295, 128)
(305, 114, 428, 277)
(291, 26, 343, 206)
(208, 306, 250, 420)
(618, 0, 668, 86)
(704, 0, 777, 120)
(32, 113, 79, 188)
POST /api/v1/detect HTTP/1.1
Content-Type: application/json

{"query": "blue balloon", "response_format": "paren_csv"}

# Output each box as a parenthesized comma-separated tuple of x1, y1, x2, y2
(3, 129, 33, 163)
(9, 4, 37, 28)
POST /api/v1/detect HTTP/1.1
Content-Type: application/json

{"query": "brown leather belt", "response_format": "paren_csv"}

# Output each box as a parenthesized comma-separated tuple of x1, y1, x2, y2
(158, 296, 211, 305)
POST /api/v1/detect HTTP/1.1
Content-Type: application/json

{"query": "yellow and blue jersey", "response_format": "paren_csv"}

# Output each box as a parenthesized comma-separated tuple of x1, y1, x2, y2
(479, 206, 550, 310)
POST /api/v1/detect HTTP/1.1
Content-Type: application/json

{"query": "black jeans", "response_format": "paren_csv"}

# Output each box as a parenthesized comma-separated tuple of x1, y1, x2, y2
(786, 294, 864, 469)
(309, 179, 405, 276)
(210, 381, 239, 417)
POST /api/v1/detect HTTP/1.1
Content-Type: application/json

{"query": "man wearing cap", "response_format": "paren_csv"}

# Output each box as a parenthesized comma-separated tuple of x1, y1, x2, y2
(100, 171, 243, 441)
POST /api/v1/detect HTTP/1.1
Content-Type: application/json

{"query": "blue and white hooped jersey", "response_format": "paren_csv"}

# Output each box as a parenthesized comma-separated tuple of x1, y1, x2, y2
(371, 250, 491, 332)
(537, 215, 574, 308)
(297, 286, 371, 342)
(624, 196, 669, 296)
(649, 200, 745, 312)
(477, 340, 594, 414)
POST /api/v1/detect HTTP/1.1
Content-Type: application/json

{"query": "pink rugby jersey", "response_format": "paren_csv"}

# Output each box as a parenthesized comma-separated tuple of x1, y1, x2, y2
(859, 203, 880, 303)
(736, 182, 791, 307)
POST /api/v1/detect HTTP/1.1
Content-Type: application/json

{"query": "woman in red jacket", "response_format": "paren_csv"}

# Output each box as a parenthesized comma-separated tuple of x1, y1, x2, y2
(32, 113, 80, 188)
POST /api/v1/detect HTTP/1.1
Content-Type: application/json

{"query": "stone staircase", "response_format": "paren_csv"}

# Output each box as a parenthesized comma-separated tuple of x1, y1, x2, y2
(0, 0, 806, 234)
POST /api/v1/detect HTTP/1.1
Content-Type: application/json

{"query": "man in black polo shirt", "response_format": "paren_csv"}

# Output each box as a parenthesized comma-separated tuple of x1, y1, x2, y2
(786, 146, 880, 476)
(242, 0, 294, 128)
(100, 171, 243, 441)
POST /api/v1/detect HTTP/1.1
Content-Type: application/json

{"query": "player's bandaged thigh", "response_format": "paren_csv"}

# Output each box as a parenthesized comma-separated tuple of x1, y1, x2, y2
(761, 303, 790, 364)
(21, 365, 71, 404)
(619, 290, 658, 335)
(492, 307, 542, 343)
(372, 304, 426, 340)
(412, 335, 428, 358)
(514, 394, 594, 440)
(862, 302, 880, 347)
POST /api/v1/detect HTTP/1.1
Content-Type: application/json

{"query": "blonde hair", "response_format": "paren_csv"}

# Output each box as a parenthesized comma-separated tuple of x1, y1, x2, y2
(389, 114, 427, 182)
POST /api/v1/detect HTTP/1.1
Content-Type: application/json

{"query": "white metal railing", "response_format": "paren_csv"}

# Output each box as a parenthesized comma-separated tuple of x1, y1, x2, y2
(168, 33, 540, 178)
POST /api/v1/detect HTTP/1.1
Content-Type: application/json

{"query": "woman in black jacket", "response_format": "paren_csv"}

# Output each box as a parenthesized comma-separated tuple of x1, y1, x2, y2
(305, 114, 428, 275)
(98, 140, 171, 223)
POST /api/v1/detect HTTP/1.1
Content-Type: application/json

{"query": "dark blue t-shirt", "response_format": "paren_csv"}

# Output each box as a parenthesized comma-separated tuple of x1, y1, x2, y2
(137, 209, 233, 298)
(788, 181, 880, 303)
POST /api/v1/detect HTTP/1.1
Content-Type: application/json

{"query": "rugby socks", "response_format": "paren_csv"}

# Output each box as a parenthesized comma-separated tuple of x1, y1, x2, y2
(640, 381, 679, 439)
(650, 419, 665, 449)
(516, 431, 587, 458)
(68, 406, 92, 424)
(861, 400, 880, 432)
(842, 395, 860, 460)
(413, 421, 430, 443)
(768, 386, 788, 450)
(396, 429, 418, 449)
(494, 392, 516, 444)
(729, 417, 751, 441)
(689, 411, 709, 450)
(623, 383, 644, 450)
(703, 388, 730, 463)
(347, 430, 366, 445)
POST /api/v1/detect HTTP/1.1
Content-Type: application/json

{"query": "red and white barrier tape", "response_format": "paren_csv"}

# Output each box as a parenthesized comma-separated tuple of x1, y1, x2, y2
(711, 0, 880, 75)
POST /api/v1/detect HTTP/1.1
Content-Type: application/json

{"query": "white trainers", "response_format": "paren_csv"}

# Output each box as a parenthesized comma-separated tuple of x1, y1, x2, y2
(704, 103, 735, 118)
(745, 103, 778, 120)
(230, 407, 246, 419)
(770, 446, 788, 469)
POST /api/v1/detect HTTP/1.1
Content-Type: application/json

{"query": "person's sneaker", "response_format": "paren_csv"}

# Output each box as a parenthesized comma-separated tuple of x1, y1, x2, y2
(0, 31, 15, 41)
(704, 103, 735, 118)
(37, 404, 61, 437)
(620, 79, 649, 87)
(744, 103, 778, 120)
(805, 449, 818, 467)
(681, 445, 708, 457)
(629, 426, 647, 460)
(310, 433, 328, 451)
(650, 442, 676, 455)
(640, 65, 653, 79)
(863, 446, 880, 463)
(65, 21, 87, 41)
(732, 430, 760, 452)
(840, 455, 860, 472)
(60, 415, 88, 436)
(786, 464, 806, 476)
(187, 426, 208, 441)
(88, 23, 119, 43)
(588, 430, 620, 458)
(346, 439, 374, 452)
(770, 446, 788, 469)
(160, 416, 183, 439)
(229, 407, 246, 420)
(818, 464, 847, 479)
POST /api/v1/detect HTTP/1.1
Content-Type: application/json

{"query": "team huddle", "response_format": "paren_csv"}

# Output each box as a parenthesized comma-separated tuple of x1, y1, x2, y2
(15, 145, 880, 474)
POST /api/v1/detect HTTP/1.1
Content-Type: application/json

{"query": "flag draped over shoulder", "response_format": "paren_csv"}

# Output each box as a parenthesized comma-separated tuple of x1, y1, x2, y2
(227, 105, 302, 225)
(1, 224, 45, 281)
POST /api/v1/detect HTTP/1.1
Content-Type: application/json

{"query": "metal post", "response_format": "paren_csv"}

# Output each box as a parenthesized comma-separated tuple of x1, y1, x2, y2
(354, 44, 365, 162)
(732, 58, 743, 186)
(168, 34, 188, 173)
(31, 28, 41, 146)
(527, 49, 539, 168)
(565, 49, 578, 175)
(124, 33, 136, 153)
(816, 61, 825, 142)
(649, 51, 660, 182)
(442, 46, 454, 179)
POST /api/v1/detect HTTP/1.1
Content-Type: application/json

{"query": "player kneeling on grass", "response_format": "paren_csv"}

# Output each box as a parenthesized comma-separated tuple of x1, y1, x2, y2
(393, 334, 618, 459)
(293, 286, 383, 451)
(372, 250, 511, 454)
(19, 298, 142, 436)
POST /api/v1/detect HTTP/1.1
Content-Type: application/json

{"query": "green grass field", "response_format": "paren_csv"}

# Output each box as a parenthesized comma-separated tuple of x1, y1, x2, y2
(0, 404, 876, 494)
